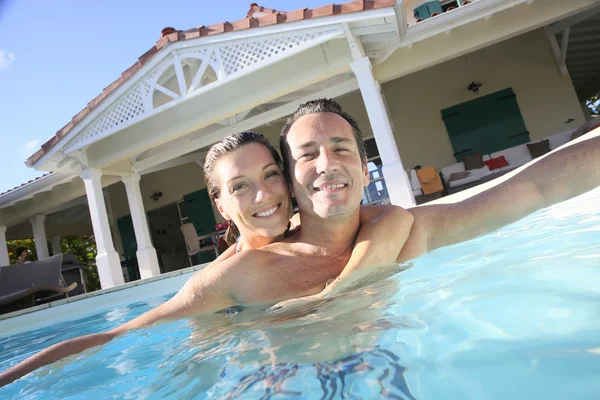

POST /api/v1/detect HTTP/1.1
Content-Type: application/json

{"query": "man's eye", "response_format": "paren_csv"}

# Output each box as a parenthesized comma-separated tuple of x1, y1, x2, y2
(300, 152, 315, 159)
(335, 147, 349, 153)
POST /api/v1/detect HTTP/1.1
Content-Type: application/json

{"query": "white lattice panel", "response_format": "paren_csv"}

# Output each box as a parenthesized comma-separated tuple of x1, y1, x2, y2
(65, 29, 340, 152)
(75, 85, 147, 147)
(217, 31, 332, 76)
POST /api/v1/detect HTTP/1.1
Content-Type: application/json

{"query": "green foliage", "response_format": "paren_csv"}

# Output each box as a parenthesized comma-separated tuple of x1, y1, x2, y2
(7, 239, 38, 264)
(59, 236, 101, 292)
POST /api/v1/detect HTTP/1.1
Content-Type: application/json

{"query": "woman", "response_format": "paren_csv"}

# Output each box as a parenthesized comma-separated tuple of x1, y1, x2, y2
(0, 132, 413, 387)
(13, 247, 30, 265)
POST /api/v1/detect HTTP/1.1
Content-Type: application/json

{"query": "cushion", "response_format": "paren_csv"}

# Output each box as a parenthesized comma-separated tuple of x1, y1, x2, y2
(527, 139, 550, 158)
(463, 153, 484, 170)
(448, 171, 471, 182)
(484, 156, 510, 171)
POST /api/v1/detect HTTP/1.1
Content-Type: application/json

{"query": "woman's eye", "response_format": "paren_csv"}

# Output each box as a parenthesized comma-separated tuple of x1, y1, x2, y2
(265, 170, 280, 179)
(232, 183, 248, 192)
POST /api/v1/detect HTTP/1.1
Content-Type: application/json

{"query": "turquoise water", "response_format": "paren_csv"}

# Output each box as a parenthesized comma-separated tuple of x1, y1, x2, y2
(1, 188, 599, 399)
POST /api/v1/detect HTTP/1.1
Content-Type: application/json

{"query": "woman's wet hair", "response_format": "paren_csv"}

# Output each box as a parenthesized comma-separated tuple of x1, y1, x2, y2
(15, 247, 27, 257)
(203, 131, 284, 245)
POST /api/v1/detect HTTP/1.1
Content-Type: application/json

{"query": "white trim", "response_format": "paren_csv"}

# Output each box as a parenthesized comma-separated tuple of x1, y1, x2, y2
(29, 8, 397, 170)
(0, 226, 9, 266)
(143, 79, 180, 99)
(172, 53, 188, 97)
(404, 0, 531, 45)
(62, 29, 345, 155)
(132, 78, 360, 172)
(0, 173, 75, 210)
(137, 152, 207, 175)
(343, 23, 366, 60)
(559, 27, 570, 68)
(545, 26, 569, 76)
(188, 49, 214, 93)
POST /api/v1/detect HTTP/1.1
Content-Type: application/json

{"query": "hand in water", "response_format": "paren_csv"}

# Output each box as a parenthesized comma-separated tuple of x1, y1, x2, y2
(270, 277, 340, 310)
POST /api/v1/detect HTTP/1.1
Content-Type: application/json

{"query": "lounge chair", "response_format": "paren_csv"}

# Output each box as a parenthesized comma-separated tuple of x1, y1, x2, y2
(0, 254, 77, 314)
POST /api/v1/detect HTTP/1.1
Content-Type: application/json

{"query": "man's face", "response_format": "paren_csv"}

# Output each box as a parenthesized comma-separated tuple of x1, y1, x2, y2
(285, 112, 369, 221)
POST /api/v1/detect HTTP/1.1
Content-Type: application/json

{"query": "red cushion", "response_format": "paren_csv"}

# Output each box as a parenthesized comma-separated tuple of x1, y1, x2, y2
(484, 156, 509, 171)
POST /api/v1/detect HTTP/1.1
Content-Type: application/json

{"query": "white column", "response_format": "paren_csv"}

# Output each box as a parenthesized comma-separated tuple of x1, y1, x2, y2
(29, 215, 50, 260)
(350, 56, 416, 208)
(0, 226, 9, 266)
(81, 168, 124, 288)
(122, 174, 161, 279)
(51, 236, 62, 255)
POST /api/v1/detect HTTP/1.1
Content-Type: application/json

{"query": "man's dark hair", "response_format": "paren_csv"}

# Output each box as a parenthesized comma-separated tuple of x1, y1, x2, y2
(279, 98, 368, 176)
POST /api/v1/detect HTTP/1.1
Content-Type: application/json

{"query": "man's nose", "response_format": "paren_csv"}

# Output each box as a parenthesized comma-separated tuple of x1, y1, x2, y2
(315, 149, 338, 174)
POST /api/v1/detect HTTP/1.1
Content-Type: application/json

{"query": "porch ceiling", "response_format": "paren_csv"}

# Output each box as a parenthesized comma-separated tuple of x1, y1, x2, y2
(553, 7, 600, 100)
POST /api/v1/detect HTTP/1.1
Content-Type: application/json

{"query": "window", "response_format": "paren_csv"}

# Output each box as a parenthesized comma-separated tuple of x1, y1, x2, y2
(361, 138, 391, 205)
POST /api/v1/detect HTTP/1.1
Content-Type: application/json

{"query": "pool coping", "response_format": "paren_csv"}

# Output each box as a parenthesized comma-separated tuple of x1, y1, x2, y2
(0, 263, 210, 322)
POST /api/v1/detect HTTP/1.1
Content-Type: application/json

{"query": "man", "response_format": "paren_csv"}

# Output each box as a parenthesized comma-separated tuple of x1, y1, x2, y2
(1, 98, 599, 386)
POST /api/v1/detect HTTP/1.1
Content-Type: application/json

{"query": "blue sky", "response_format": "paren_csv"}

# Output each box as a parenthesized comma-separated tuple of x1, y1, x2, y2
(0, 0, 330, 193)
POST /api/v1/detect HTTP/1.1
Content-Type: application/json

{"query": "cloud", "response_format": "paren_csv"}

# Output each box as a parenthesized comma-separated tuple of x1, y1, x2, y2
(20, 140, 40, 156)
(0, 49, 15, 69)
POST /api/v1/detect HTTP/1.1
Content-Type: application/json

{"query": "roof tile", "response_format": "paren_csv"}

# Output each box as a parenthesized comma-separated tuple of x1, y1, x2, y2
(138, 45, 159, 65)
(285, 8, 308, 22)
(87, 91, 108, 110)
(340, 0, 365, 13)
(56, 121, 74, 138)
(308, 4, 335, 18)
(121, 61, 142, 81)
(180, 28, 201, 40)
(231, 18, 252, 30)
(42, 135, 60, 152)
(102, 77, 124, 97)
(71, 107, 91, 126)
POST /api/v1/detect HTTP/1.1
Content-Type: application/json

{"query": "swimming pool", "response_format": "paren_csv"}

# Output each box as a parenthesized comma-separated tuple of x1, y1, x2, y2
(1, 188, 599, 399)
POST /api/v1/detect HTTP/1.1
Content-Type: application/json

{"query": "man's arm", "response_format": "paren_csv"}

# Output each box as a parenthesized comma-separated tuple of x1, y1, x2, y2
(0, 264, 236, 387)
(399, 130, 600, 261)
(336, 205, 413, 280)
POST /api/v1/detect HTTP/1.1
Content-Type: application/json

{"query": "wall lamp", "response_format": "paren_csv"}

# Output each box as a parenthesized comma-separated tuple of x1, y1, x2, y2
(150, 191, 163, 202)
(468, 81, 482, 95)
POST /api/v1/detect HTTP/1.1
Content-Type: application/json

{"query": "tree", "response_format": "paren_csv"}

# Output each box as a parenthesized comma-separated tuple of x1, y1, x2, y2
(59, 236, 101, 292)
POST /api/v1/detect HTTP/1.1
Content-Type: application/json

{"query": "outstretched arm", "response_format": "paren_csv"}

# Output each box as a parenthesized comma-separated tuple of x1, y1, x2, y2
(399, 129, 600, 261)
(0, 265, 236, 387)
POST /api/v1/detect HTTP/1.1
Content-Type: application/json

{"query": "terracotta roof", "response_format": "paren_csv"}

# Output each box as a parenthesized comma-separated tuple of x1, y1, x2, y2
(26, 0, 396, 168)
(0, 173, 53, 197)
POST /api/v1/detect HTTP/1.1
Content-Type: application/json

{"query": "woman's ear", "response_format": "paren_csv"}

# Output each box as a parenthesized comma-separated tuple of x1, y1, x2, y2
(214, 198, 231, 221)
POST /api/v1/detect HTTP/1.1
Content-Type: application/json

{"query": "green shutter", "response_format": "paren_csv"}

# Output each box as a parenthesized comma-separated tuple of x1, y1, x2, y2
(183, 189, 216, 236)
(441, 88, 530, 162)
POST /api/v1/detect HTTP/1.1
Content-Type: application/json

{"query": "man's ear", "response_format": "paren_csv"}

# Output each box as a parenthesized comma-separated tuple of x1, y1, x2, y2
(214, 198, 231, 221)
(362, 159, 370, 188)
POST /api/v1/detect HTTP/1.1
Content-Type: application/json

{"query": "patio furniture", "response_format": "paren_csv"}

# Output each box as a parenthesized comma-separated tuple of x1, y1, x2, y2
(416, 166, 444, 195)
(0, 254, 77, 314)
(61, 253, 87, 296)
(181, 223, 219, 259)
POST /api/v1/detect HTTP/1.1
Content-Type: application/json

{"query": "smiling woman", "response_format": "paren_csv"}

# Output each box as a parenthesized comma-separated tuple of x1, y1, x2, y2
(203, 131, 292, 251)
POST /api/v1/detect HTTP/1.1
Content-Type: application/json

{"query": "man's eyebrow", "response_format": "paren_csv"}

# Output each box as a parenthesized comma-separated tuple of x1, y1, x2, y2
(297, 137, 353, 149)
(330, 137, 354, 145)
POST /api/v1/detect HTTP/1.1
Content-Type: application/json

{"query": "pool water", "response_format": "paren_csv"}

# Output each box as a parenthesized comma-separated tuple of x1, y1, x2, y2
(1, 188, 600, 399)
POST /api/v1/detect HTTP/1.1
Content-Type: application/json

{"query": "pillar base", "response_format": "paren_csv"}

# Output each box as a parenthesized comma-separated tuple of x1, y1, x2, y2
(96, 250, 125, 288)
(382, 161, 416, 208)
(136, 246, 161, 279)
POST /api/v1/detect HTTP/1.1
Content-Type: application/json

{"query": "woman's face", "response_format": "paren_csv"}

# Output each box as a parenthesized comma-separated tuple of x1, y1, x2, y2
(19, 250, 27, 259)
(214, 142, 291, 242)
